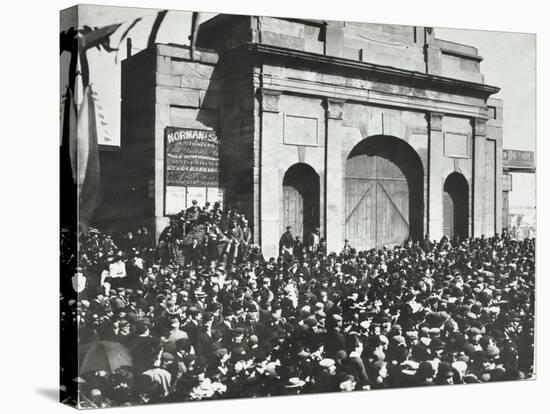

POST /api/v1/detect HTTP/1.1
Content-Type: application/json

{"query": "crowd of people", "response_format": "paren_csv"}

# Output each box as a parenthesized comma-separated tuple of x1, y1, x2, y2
(60, 201, 535, 407)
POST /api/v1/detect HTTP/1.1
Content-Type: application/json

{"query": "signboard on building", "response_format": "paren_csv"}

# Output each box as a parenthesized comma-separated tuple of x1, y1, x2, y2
(164, 127, 223, 215)
(165, 127, 220, 187)
(503, 150, 535, 170)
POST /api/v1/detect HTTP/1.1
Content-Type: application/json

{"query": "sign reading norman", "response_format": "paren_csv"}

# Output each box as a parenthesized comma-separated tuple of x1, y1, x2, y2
(164, 127, 222, 215)
(165, 127, 220, 187)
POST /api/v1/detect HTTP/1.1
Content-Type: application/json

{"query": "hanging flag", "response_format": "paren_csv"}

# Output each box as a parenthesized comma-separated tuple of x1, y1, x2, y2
(189, 12, 202, 61)
(60, 28, 78, 55)
(77, 85, 101, 231)
(79, 23, 123, 51)
(62, 87, 78, 182)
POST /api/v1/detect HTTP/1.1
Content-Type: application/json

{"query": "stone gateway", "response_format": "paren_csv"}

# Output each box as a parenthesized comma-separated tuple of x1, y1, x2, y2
(119, 15, 505, 258)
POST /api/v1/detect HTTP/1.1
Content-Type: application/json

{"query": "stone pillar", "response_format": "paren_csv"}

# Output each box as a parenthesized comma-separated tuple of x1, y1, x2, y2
(427, 112, 444, 242)
(154, 102, 171, 243)
(259, 89, 282, 259)
(324, 97, 345, 254)
(472, 118, 487, 237)
(494, 135, 504, 236)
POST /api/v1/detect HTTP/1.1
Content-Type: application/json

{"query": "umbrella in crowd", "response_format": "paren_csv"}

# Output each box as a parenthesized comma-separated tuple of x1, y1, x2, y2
(79, 341, 133, 375)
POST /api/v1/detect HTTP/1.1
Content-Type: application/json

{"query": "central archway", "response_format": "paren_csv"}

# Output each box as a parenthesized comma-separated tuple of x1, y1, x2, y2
(345, 135, 423, 251)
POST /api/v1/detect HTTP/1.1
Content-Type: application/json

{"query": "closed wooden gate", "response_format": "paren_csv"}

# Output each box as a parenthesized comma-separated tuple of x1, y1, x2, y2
(443, 191, 454, 237)
(282, 185, 304, 239)
(345, 136, 422, 251)
(281, 163, 320, 241)
(345, 155, 410, 250)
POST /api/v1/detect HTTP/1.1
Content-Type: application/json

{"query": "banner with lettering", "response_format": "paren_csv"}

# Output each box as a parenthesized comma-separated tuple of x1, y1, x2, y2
(165, 127, 220, 187)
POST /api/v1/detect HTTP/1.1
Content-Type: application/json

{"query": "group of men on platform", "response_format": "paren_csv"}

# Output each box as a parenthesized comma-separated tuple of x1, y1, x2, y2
(157, 200, 254, 266)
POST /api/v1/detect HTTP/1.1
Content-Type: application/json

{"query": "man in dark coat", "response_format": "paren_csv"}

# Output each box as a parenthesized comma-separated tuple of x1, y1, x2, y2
(240, 219, 253, 262)
(184, 200, 201, 232)
(325, 314, 346, 357)
(279, 226, 295, 260)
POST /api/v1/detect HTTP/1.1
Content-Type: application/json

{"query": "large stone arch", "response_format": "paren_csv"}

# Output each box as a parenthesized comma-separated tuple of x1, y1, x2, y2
(344, 134, 424, 250)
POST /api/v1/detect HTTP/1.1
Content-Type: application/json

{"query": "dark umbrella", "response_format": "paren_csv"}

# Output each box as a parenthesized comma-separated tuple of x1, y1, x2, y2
(79, 341, 133, 375)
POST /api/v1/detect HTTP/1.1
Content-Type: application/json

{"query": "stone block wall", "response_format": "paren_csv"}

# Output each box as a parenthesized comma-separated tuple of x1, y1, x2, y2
(120, 48, 157, 230)
(152, 45, 222, 241)
(118, 15, 502, 251)
(486, 98, 504, 234)
(216, 57, 256, 230)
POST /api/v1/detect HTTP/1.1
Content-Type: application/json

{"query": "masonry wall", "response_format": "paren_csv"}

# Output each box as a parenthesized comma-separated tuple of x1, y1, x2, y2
(255, 93, 327, 255)
(119, 48, 157, 231)
(152, 45, 222, 241)
(120, 16, 502, 251)
(487, 97, 504, 234)
(216, 53, 256, 231)
(253, 54, 499, 256)
(341, 103, 430, 235)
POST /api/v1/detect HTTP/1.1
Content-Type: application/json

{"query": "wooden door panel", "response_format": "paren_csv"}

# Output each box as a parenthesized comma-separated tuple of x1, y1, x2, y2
(346, 152, 411, 250)
(345, 178, 376, 251)
(283, 186, 303, 239)
(443, 191, 453, 237)
(345, 153, 378, 178)
(377, 181, 409, 248)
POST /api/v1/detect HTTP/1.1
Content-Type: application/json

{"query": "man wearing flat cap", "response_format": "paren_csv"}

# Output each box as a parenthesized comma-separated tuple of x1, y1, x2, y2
(313, 358, 338, 393)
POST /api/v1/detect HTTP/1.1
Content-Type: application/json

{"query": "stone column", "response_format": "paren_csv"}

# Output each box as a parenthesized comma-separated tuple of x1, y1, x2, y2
(472, 118, 487, 237)
(154, 101, 171, 243)
(259, 89, 282, 259)
(427, 112, 444, 242)
(324, 97, 345, 254)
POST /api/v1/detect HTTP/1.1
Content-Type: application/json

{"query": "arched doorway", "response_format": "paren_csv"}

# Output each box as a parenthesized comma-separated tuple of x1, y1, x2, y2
(281, 163, 320, 242)
(345, 135, 423, 250)
(443, 172, 469, 239)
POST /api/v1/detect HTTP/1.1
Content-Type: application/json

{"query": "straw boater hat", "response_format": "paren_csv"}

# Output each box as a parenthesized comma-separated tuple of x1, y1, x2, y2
(284, 377, 306, 388)
(319, 358, 335, 368)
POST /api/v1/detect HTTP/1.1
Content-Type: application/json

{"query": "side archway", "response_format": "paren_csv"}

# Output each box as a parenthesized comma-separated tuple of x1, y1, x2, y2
(443, 172, 469, 239)
(281, 163, 320, 242)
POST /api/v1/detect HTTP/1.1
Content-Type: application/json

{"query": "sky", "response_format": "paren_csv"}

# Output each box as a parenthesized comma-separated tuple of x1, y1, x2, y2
(60, 5, 536, 211)
(435, 28, 536, 210)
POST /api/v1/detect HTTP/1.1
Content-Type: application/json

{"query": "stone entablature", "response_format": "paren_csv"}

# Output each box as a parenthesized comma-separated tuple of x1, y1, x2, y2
(198, 15, 487, 84)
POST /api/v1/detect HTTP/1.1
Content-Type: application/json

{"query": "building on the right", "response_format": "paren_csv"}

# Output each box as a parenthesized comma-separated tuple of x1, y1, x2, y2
(501, 147, 536, 236)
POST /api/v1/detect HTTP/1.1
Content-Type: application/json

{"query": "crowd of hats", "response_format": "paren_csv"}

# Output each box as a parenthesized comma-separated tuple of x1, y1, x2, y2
(62, 227, 535, 407)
